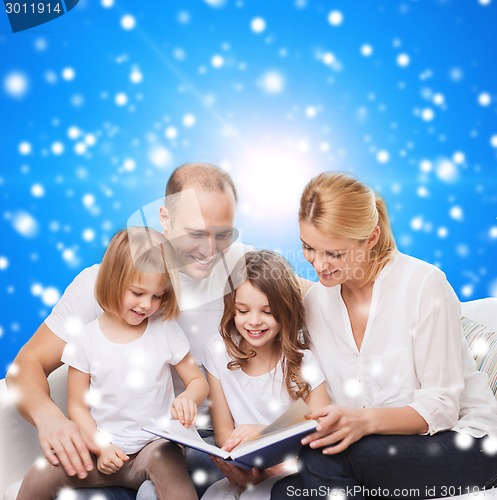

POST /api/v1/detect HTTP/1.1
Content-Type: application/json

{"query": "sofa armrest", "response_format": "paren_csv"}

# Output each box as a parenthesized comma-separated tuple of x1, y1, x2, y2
(0, 365, 68, 498)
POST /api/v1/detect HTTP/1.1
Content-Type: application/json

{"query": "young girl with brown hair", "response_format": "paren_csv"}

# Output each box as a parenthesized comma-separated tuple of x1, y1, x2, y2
(203, 250, 330, 499)
(18, 227, 208, 500)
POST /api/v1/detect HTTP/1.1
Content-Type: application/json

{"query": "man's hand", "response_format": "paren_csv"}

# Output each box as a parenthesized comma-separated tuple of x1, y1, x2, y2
(171, 396, 197, 428)
(97, 444, 129, 475)
(38, 412, 99, 478)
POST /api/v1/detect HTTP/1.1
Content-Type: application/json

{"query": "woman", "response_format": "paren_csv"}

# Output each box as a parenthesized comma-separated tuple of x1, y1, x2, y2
(272, 172, 497, 499)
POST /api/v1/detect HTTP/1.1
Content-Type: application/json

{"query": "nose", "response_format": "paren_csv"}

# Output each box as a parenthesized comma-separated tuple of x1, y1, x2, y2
(198, 235, 217, 258)
(312, 250, 330, 274)
(139, 295, 152, 310)
(248, 311, 262, 327)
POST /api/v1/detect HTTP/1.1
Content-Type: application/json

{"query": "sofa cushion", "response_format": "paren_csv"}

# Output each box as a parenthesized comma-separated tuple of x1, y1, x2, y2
(462, 316, 497, 395)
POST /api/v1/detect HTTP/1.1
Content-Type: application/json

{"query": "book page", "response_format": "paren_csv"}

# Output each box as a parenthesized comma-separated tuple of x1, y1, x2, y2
(245, 399, 311, 441)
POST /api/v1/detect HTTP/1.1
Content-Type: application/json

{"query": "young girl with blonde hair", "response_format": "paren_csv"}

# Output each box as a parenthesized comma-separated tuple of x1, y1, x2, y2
(18, 227, 209, 500)
(203, 250, 330, 499)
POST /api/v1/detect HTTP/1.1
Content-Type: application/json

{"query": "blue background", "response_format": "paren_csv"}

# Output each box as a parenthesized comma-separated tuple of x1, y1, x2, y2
(1, 0, 496, 377)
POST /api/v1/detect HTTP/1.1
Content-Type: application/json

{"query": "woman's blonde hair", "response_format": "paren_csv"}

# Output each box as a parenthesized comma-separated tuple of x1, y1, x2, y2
(299, 172, 396, 285)
(95, 227, 179, 320)
(220, 250, 311, 400)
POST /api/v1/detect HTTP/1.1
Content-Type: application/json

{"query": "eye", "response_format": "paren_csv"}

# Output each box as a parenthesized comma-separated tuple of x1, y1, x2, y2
(236, 309, 248, 314)
(152, 295, 163, 300)
(216, 231, 233, 240)
(302, 243, 313, 251)
(132, 291, 143, 296)
(327, 252, 345, 259)
(188, 232, 206, 239)
(263, 310, 273, 316)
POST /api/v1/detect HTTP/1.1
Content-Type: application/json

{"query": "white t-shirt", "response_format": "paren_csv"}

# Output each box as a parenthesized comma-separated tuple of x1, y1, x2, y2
(61, 316, 189, 454)
(204, 336, 326, 426)
(45, 241, 252, 429)
(305, 251, 497, 438)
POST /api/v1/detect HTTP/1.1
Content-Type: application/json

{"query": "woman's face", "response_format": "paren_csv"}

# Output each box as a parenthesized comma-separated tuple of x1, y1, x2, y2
(300, 221, 375, 288)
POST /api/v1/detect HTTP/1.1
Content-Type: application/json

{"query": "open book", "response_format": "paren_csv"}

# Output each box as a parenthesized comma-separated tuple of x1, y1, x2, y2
(142, 399, 317, 469)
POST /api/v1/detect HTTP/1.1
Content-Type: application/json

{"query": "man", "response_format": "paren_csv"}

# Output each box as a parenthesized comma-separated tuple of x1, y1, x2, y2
(7, 162, 246, 499)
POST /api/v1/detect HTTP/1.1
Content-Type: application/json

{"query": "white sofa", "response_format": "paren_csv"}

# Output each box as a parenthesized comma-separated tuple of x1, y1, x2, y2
(1, 298, 497, 499)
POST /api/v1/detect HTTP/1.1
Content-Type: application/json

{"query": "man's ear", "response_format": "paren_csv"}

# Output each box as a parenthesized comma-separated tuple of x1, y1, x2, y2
(159, 206, 170, 232)
(367, 225, 381, 249)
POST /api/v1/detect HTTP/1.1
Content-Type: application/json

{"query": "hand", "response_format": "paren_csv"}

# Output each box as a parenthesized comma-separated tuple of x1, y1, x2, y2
(97, 444, 129, 475)
(37, 412, 99, 478)
(301, 405, 371, 455)
(210, 456, 268, 487)
(222, 424, 266, 452)
(171, 396, 197, 427)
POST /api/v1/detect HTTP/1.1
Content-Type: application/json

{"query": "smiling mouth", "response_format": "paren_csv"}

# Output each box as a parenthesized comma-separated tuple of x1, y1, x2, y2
(131, 309, 146, 317)
(245, 329, 267, 337)
(319, 270, 338, 279)
(191, 255, 218, 266)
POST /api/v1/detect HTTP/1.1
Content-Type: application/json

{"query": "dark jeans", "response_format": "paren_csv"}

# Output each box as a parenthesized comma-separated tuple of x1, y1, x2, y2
(65, 430, 223, 499)
(271, 432, 497, 499)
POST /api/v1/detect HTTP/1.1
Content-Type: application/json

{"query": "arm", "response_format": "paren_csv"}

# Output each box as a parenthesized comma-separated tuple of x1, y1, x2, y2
(207, 371, 235, 447)
(302, 405, 428, 454)
(171, 353, 209, 427)
(68, 366, 128, 475)
(6, 323, 97, 476)
(305, 381, 332, 411)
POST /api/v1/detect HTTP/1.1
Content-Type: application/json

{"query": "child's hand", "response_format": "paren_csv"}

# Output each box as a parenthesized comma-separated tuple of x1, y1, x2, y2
(171, 396, 197, 428)
(222, 424, 266, 452)
(96, 444, 129, 475)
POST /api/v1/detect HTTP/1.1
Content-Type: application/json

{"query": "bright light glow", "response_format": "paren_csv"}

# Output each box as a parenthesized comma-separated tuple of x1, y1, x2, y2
(450, 206, 463, 221)
(42, 287, 61, 306)
(421, 108, 434, 121)
(183, 114, 196, 127)
(251, 17, 266, 33)
(376, 150, 390, 163)
(478, 92, 491, 106)
(361, 44, 373, 57)
(31, 184, 45, 197)
(115, 92, 128, 106)
(19, 141, 32, 155)
(452, 151, 465, 164)
(237, 149, 312, 217)
(4, 71, 29, 98)
(328, 10, 343, 26)
(211, 54, 224, 68)
(259, 70, 285, 94)
(397, 53, 410, 67)
(51, 142, 64, 155)
(436, 158, 458, 182)
(62, 67, 75, 81)
(121, 14, 136, 30)
(130, 67, 143, 83)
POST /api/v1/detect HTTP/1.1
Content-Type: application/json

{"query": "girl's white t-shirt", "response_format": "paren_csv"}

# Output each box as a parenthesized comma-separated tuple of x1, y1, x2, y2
(204, 336, 326, 426)
(62, 316, 190, 454)
(305, 250, 497, 438)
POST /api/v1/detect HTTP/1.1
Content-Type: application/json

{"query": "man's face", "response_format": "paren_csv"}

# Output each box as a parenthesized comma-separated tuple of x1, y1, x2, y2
(161, 189, 237, 279)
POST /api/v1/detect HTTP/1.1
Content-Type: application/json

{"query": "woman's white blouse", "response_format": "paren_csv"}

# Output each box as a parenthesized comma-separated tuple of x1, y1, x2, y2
(305, 251, 497, 437)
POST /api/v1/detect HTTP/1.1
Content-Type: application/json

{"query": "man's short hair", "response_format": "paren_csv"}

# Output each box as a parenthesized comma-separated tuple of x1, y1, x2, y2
(165, 162, 238, 203)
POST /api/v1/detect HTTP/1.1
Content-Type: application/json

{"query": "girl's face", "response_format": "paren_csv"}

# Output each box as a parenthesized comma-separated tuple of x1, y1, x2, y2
(234, 281, 281, 351)
(120, 273, 166, 326)
(300, 221, 375, 288)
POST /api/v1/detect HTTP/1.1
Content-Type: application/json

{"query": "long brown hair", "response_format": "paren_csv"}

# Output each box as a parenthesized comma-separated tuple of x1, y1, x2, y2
(220, 250, 311, 400)
(299, 172, 396, 285)
(95, 227, 179, 320)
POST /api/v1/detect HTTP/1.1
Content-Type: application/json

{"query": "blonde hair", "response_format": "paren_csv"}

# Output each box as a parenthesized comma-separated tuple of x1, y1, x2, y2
(95, 227, 179, 320)
(220, 250, 311, 400)
(299, 172, 396, 285)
